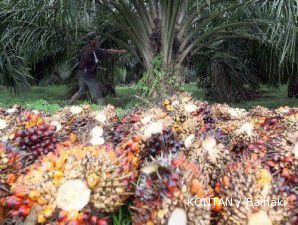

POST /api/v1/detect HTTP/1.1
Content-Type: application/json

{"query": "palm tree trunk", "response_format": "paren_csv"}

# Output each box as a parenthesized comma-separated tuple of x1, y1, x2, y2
(288, 74, 298, 98)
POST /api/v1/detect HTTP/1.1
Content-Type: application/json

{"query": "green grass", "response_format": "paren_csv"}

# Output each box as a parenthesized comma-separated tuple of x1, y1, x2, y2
(0, 84, 297, 117)
(183, 83, 298, 109)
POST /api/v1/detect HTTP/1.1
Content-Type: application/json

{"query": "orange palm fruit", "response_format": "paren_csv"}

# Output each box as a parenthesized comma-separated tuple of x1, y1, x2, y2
(69, 133, 77, 143)
(215, 183, 221, 194)
(131, 142, 139, 152)
(222, 176, 230, 187)
(211, 197, 223, 212)
(77, 213, 85, 223)
(6, 174, 17, 184)
(108, 151, 116, 161)
(133, 135, 141, 142)
(37, 198, 47, 206)
(190, 179, 201, 195)
(14, 187, 27, 198)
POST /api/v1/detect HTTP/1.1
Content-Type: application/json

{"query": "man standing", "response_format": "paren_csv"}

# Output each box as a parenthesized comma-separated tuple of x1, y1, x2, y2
(69, 32, 127, 105)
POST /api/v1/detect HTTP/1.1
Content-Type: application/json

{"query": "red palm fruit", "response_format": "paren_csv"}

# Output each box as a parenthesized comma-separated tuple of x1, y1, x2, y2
(29, 135, 38, 143)
(215, 183, 221, 193)
(167, 179, 178, 194)
(97, 218, 109, 225)
(18, 205, 30, 217)
(0, 198, 6, 206)
(6, 196, 22, 209)
(90, 216, 98, 225)
(15, 130, 23, 138)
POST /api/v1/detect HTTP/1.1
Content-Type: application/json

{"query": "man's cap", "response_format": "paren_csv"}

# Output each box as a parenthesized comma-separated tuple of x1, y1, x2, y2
(87, 31, 97, 40)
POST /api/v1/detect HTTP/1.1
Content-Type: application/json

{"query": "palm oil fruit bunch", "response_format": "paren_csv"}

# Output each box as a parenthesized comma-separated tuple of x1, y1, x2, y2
(0, 144, 23, 198)
(6, 143, 138, 224)
(132, 153, 212, 225)
(185, 135, 230, 187)
(12, 113, 57, 162)
(216, 157, 294, 225)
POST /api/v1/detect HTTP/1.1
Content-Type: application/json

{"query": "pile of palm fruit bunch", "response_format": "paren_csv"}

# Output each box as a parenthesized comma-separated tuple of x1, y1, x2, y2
(0, 93, 297, 224)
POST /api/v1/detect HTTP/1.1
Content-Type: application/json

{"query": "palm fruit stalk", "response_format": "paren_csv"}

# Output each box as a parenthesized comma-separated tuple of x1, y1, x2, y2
(216, 157, 295, 225)
(5, 139, 140, 225)
(132, 153, 212, 225)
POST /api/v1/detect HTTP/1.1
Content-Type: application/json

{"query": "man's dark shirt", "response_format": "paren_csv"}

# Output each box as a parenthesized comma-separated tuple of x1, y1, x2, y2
(78, 43, 108, 77)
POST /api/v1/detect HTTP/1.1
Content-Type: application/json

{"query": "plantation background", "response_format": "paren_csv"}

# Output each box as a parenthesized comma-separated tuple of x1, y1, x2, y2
(0, 0, 297, 109)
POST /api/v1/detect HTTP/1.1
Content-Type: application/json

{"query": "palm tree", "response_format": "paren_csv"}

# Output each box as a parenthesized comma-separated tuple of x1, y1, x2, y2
(0, 0, 95, 90)
(264, 0, 298, 98)
(106, 0, 266, 99)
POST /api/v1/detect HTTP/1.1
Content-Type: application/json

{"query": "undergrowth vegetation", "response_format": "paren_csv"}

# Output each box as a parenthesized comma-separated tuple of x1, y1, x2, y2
(0, 84, 296, 117)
